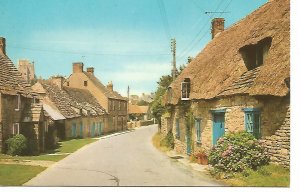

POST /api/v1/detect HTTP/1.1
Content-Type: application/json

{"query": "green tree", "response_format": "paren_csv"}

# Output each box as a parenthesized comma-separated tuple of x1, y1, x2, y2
(137, 100, 149, 106)
(150, 75, 172, 127)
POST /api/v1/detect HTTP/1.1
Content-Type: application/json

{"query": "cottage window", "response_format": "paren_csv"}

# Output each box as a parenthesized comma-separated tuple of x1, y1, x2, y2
(15, 94, 21, 111)
(195, 118, 201, 143)
(12, 123, 20, 135)
(84, 81, 88, 87)
(118, 101, 121, 110)
(181, 78, 190, 100)
(239, 37, 272, 70)
(175, 118, 180, 139)
(243, 108, 261, 139)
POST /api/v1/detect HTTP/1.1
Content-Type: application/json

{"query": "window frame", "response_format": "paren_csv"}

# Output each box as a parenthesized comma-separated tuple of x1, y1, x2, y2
(15, 94, 21, 111)
(181, 78, 190, 100)
(243, 108, 261, 139)
(84, 80, 88, 87)
(12, 123, 20, 135)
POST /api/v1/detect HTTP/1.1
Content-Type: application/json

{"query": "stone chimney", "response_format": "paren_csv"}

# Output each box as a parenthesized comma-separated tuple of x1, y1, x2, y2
(73, 62, 84, 73)
(211, 18, 225, 39)
(0, 37, 6, 55)
(107, 81, 113, 92)
(87, 67, 94, 75)
(51, 76, 65, 89)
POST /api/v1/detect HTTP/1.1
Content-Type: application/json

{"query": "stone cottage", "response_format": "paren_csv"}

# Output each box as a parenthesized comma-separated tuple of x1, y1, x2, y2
(65, 63, 128, 132)
(0, 37, 45, 154)
(32, 76, 107, 145)
(162, 0, 290, 167)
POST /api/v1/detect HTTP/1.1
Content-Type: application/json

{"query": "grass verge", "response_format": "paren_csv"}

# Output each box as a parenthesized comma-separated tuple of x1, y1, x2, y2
(0, 138, 97, 162)
(220, 164, 290, 187)
(152, 132, 173, 152)
(0, 164, 46, 186)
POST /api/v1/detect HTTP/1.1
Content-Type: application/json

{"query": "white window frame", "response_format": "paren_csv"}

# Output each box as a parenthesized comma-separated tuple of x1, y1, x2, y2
(12, 123, 20, 135)
(181, 82, 190, 100)
(15, 94, 21, 111)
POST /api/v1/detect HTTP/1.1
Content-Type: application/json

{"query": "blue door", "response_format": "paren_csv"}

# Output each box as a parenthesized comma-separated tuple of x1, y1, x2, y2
(185, 118, 192, 155)
(212, 113, 225, 145)
(79, 122, 83, 137)
(72, 123, 77, 138)
(91, 122, 95, 137)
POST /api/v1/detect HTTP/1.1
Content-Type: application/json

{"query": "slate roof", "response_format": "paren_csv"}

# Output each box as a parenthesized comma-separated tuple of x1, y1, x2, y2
(0, 55, 32, 97)
(38, 81, 106, 119)
(166, 0, 289, 105)
(83, 72, 126, 101)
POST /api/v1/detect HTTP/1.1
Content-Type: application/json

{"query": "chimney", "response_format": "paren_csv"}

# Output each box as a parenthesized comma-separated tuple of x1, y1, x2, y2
(211, 18, 225, 39)
(107, 81, 113, 92)
(0, 37, 6, 55)
(51, 76, 65, 89)
(87, 67, 94, 75)
(72, 62, 84, 73)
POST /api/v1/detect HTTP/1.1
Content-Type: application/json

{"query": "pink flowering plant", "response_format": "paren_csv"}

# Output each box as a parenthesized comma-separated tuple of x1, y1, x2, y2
(208, 131, 270, 174)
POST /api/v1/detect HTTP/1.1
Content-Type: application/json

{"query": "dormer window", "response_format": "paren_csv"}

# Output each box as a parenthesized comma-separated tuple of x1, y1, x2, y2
(181, 78, 190, 100)
(239, 37, 272, 70)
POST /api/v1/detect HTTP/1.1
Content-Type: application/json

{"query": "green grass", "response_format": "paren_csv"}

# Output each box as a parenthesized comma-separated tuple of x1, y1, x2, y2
(223, 164, 290, 187)
(152, 132, 173, 152)
(0, 138, 97, 162)
(0, 164, 46, 186)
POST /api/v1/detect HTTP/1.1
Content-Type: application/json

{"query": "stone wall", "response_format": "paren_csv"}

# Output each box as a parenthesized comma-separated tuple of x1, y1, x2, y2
(260, 105, 290, 167)
(164, 95, 290, 161)
(127, 119, 154, 129)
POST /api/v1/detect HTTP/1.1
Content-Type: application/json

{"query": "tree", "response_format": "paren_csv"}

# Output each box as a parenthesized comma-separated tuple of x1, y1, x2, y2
(137, 100, 149, 106)
(150, 75, 172, 127)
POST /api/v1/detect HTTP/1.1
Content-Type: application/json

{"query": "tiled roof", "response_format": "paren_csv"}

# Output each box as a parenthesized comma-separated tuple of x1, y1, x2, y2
(39, 81, 106, 119)
(0, 55, 32, 97)
(83, 72, 126, 101)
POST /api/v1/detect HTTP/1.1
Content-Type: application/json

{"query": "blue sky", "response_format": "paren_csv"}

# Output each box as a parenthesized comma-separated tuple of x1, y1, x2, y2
(0, 0, 267, 96)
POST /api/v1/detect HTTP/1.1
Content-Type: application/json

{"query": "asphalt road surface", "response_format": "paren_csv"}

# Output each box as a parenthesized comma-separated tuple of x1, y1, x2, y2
(25, 125, 221, 186)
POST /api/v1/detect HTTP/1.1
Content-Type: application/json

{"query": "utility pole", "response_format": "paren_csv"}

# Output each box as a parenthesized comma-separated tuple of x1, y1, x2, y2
(170, 38, 177, 81)
(127, 85, 130, 121)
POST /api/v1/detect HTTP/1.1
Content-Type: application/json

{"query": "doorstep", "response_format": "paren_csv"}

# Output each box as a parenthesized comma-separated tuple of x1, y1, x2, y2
(166, 150, 210, 174)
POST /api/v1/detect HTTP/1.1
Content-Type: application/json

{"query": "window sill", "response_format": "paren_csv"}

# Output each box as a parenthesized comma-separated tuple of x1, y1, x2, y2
(15, 108, 20, 112)
(181, 98, 190, 101)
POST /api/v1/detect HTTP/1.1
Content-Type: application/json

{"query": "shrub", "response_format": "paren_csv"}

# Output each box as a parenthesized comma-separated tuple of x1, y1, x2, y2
(160, 131, 174, 149)
(6, 134, 28, 156)
(208, 131, 270, 174)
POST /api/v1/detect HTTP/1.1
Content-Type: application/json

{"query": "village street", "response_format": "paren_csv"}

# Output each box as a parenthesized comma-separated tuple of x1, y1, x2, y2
(24, 125, 220, 186)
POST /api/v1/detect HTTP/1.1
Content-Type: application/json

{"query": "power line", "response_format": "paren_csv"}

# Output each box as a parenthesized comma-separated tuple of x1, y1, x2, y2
(7, 45, 171, 57)
(157, 0, 172, 40)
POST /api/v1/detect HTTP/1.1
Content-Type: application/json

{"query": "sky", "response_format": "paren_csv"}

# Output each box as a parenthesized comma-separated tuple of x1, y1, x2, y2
(0, 0, 267, 96)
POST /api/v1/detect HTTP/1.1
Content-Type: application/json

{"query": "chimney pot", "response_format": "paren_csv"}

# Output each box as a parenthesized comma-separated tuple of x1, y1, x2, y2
(87, 67, 94, 75)
(72, 62, 84, 73)
(211, 18, 225, 39)
(0, 37, 6, 55)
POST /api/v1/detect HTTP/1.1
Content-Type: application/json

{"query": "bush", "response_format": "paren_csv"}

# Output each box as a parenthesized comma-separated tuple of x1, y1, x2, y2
(6, 134, 28, 156)
(160, 131, 174, 149)
(208, 131, 270, 174)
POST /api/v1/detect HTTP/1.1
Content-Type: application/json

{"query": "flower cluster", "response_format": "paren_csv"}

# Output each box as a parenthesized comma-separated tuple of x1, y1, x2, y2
(208, 131, 270, 174)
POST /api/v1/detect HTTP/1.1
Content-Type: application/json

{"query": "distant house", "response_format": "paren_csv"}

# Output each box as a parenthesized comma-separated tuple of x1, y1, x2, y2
(162, 0, 290, 167)
(65, 63, 128, 132)
(18, 59, 35, 84)
(32, 76, 107, 144)
(128, 104, 150, 121)
(0, 37, 45, 154)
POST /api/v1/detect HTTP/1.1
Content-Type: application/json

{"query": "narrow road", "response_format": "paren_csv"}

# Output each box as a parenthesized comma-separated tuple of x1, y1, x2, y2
(25, 125, 220, 186)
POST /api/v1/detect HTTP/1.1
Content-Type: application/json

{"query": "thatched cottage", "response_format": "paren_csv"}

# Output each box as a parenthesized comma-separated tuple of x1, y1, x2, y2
(32, 77, 107, 146)
(162, 0, 290, 167)
(0, 37, 46, 154)
(65, 63, 128, 132)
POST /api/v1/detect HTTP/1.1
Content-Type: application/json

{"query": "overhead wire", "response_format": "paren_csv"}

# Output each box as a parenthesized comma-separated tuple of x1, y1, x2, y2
(157, 0, 172, 40)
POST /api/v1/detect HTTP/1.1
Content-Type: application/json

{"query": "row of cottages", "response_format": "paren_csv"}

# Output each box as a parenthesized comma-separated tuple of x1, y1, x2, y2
(0, 37, 46, 154)
(162, 0, 290, 167)
(32, 77, 108, 147)
(64, 63, 128, 132)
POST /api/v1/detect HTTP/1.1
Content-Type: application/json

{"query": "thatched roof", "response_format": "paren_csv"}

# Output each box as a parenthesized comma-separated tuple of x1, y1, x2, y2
(166, 0, 289, 105)
(129, 104, 149, 114)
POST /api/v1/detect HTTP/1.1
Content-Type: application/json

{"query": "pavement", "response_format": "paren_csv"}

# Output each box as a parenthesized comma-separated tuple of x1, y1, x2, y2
(24, 124, 222, 186)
